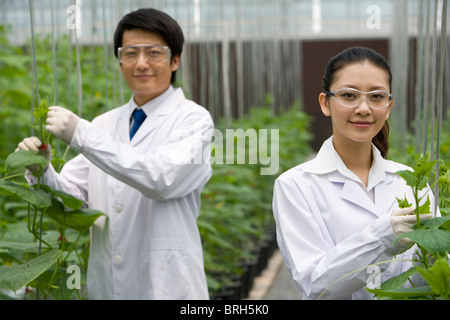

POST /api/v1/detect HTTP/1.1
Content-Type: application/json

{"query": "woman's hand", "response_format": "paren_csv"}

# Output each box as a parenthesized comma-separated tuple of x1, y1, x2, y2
(390, 207, 432, 245)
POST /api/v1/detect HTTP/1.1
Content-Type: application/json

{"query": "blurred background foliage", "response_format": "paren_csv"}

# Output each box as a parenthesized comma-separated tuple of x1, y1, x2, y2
(0, 24, 316, 298)
(0, 0, 449, 298)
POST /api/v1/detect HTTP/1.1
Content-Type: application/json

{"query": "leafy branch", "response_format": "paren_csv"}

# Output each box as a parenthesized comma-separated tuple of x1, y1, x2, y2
(0, 148, 104, 299)
(0, 91, 103, 299)
(368, 154, 450, 300)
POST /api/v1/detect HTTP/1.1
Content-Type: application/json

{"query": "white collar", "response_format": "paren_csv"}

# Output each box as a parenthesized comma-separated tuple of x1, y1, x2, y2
(302, 136, 398, 190)
(128, 85, 175, 119)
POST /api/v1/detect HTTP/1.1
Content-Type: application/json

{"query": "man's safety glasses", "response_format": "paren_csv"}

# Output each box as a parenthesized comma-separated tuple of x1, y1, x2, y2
(118, 44, 171, 65)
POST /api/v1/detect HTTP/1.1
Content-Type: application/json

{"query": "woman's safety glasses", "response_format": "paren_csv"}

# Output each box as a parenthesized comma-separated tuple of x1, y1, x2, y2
(325, 88, 393, 109)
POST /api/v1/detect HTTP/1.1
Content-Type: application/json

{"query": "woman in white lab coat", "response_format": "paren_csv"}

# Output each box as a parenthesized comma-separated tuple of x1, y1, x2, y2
(17, 9, 212, 300)
(272, 47, 438, 300)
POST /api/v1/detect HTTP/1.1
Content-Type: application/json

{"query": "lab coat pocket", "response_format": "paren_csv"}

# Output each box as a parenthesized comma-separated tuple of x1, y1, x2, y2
(149, 239, 189, 299)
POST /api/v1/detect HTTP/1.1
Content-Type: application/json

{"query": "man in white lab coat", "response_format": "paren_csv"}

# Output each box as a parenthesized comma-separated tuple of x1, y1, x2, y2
(17, 8, 213, 300)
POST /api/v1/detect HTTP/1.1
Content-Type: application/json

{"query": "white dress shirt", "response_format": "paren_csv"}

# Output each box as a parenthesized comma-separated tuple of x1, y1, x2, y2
(273, 136, 439, 300)
(30, 86, 213, 299)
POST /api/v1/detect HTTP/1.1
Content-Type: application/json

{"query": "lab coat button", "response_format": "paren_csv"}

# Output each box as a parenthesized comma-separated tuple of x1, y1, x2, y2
(116, 205, 122, 213)
(113, 255, 121, 263)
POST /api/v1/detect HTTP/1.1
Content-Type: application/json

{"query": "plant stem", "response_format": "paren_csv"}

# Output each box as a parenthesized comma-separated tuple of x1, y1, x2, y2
(414, 182, 421, 228)
(1, 173, 29, 181)
(414, 179, 431, 269)
(45, 259, 60, 300)
(27, 203, 32, 233)
(63, 232, 81, 263)
(31, 206, 38, 234)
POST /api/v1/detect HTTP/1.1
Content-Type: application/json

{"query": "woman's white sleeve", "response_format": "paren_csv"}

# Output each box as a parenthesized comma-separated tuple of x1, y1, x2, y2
(273, 177, 408, 300)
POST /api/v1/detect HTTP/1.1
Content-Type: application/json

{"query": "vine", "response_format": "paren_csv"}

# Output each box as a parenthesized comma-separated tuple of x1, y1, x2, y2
(367, 154, 450, 299)
(0, 79, 103, 299)
(316, 154, 450, 300)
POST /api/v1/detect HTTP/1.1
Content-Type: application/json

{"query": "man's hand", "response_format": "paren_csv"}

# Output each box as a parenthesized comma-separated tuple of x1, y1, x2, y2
(16, 137, 51, 173)
(46, 106, 80, 144)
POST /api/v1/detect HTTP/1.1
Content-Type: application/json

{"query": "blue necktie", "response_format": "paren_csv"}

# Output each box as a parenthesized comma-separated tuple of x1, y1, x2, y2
(130, 109, 147, 140)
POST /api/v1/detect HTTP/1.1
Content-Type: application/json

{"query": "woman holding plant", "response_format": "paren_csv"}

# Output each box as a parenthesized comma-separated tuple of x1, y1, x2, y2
(273, 47, 440, 300)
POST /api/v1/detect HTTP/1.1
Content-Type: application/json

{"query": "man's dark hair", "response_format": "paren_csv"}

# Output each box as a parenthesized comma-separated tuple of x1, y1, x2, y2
(114, 8, 184, 84)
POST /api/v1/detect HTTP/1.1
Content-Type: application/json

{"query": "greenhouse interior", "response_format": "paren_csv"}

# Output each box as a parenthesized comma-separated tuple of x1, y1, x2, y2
(0, 0, 449, 302)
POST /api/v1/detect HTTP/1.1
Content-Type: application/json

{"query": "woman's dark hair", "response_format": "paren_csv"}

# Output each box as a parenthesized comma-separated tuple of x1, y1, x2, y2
(322, 47, 392, 158)
(113, 8, 185, 84)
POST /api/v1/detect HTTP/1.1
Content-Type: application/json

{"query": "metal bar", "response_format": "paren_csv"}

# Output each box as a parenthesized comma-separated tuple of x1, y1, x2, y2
(28, 0, 40, 118)
(434, 0, 448, 216)
(422, 0, 432, 154)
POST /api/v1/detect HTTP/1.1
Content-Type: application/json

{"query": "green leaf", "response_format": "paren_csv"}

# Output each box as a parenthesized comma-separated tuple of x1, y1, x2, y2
(40, 185, 84, 210)
(414, 159, 438, 178)
(417, 216, 450, 230)
(367, 285, 434, 299)
(396, 229, 450, 257)
(440, 208, 450, 217)
(5, 150, 49, 173)
(418, 196, 431, 214)
(33, 97, 49, 121)
(380, 267, 418, 290)
(0, 180, 51, 208)
(46, 200, 104, 233)
(396, 170, 415, 188)
(0, 249, 62, 292)
(416, 258, 450, 296)
(396, 195, 412, 208)
(0, 240, 40, 253)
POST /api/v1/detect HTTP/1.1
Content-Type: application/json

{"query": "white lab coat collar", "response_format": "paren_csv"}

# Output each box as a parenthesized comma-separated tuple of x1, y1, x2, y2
(128, 85, 175, 119)
(301, 136, 400, 216)
(118, 86, 184, 145)
(303, 136, 398, 188)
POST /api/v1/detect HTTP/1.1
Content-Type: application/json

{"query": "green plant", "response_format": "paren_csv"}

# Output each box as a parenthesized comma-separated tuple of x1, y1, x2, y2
(0, 147, 105, 300)
(367, 154, 450, 300)
(0, 54, 104, 300)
